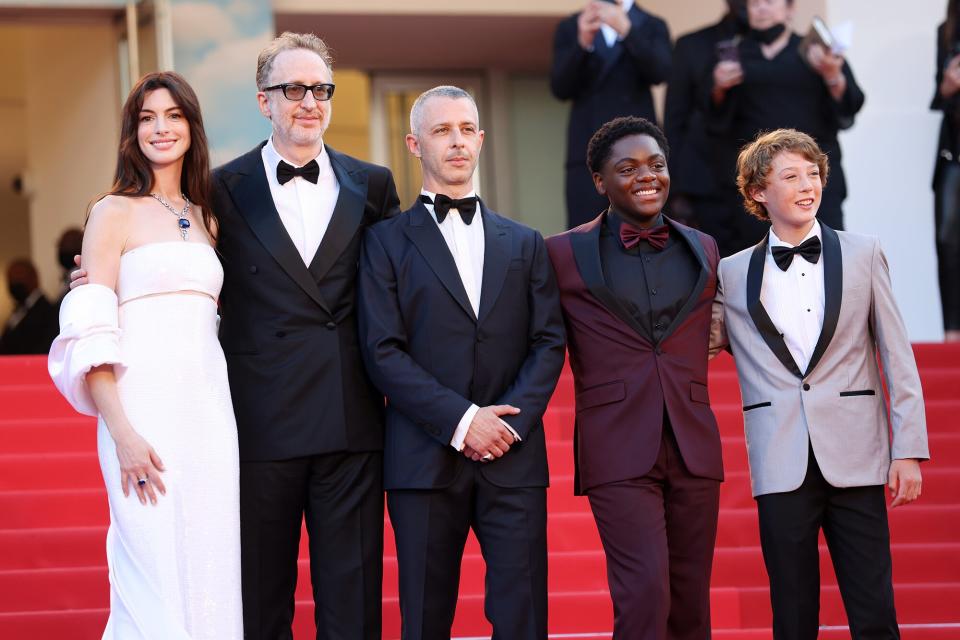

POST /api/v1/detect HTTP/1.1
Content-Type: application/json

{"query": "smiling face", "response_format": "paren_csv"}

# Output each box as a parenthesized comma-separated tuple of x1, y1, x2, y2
(592, 133, 670, 227)
(137, 88, 190, 168)
(257, 48, 332, 154)
(751, 150, 821, 231)
(405, 96, 484, 197)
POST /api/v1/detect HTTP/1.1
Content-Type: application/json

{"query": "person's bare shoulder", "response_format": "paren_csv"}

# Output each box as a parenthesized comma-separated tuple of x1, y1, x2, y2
(84, 194, 134, 252)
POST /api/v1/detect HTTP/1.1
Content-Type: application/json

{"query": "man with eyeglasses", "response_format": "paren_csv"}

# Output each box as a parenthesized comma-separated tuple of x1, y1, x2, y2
(211, 31, 400, 639)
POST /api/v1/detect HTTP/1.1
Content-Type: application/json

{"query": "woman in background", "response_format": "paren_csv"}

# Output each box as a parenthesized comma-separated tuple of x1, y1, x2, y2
(48, 72, 242, 638)
(932, 0, 960, 341)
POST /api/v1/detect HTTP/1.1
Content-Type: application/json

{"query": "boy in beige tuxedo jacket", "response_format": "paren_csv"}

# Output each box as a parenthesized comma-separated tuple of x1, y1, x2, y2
(710, 129, 929, 640)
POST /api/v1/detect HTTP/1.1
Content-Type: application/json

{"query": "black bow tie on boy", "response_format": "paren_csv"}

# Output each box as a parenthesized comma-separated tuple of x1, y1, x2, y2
(771, 236, 822, 271)
(276, 159, 320, 185)
(420, 194, 478, 224)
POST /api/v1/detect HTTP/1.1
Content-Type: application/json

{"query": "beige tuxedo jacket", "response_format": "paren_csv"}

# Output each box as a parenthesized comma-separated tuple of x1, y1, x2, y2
(710, 225, 929, 497)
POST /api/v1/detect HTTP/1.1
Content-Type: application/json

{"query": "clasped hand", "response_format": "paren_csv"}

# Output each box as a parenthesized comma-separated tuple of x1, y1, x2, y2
(577, 0, 631, 50)
(462, 405, 521, 462)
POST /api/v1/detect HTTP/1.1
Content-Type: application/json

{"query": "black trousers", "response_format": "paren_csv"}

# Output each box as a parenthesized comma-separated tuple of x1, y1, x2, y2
(755, 452, 899, 640)
(388, 464, 548, 640)
(934, 161, 960, 331)
(239, 451, 384, 640)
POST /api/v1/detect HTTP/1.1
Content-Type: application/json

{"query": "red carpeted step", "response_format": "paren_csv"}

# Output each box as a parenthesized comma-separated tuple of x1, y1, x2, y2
(0, 417, 96, 454)
(0, 356, 50, 386)
(0, 386, 77, 420)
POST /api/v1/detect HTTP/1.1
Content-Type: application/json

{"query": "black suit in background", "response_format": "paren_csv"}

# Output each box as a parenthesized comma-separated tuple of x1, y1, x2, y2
(212, 142, 400, 639)
(931, 21, 960, 333)
(357, 201, 566, 639)
(551, 4, 671, 229)
(664, 13, 746, 256)
(0, 293, 58, 355)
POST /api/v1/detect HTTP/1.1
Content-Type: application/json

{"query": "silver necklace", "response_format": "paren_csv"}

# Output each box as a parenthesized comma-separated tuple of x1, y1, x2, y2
(151, 192, 192, 241)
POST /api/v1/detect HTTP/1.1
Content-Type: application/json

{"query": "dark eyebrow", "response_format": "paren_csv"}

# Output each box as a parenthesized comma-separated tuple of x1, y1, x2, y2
(614, 153, 665, 165)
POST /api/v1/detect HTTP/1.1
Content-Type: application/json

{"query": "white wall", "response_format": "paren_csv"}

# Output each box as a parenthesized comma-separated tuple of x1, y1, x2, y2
(829, 0, 943, 341)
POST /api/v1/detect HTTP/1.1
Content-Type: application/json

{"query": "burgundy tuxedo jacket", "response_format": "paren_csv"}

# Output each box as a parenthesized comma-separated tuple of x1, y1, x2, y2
(546, 213, 724, 494)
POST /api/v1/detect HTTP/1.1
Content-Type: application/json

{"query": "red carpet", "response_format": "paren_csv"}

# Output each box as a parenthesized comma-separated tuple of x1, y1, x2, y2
(1, 345, 959, 638)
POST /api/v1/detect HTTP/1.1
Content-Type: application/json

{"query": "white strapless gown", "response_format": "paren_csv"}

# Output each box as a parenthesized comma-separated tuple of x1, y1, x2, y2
(49, 242, 242, 639)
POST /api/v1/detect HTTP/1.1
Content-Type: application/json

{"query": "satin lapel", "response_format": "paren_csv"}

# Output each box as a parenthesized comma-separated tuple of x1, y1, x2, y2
(804, 224, 842, 376)
(403, 202, 477, 322)
(308, 147, 366, 282)
(747, 236, 803, 378)
(477, 204, 511, 325)
(225, 149, 329, 313)
(569, 214, 650, 341)
(658, 218, 709, 344)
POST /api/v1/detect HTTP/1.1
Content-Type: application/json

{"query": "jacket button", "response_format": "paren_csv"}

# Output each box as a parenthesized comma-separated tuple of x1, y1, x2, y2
(325, 321, 336, 330)
(803, 383, 811, 391)
(249, 265, 258, 274)
(275, 330, 286, 338)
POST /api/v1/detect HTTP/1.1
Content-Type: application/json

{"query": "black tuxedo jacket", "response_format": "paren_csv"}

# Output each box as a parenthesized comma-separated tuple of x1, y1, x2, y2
(0, 295, 58, 355)
(212, 142, 400, 461)
(357, 201, 566, 491)
(550, 5, 671, 169)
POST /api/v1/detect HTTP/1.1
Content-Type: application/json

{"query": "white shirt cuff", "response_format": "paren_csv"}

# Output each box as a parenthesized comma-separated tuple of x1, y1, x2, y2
(451, 404, 480, 451)
(500, 418, 521, 442)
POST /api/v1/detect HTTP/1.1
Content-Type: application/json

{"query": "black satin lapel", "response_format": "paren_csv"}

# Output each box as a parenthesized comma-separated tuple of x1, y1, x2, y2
(403, 203, 477, 322)
(309, 148, 366, 281)
(477, 205, 511, 325)
(569, 217, 650, 341)
(747, 236, 803, 378)
(659, 221, 709, 343)
(804, 225, 842, 376)
(226, 159, 329, 313)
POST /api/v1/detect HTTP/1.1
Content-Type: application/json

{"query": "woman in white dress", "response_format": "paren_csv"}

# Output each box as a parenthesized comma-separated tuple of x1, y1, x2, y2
(48, 72, 242, 639)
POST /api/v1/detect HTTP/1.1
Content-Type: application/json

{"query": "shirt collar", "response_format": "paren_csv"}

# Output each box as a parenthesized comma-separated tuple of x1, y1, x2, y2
(263, 136, 326, 171)
(619, 0, 632, 12)
(769, 220, 821, 250)
(420, 188, 478, 223)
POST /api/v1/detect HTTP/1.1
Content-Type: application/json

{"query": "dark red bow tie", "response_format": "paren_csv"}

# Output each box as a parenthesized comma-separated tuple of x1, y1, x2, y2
(620, 223, 669, 251)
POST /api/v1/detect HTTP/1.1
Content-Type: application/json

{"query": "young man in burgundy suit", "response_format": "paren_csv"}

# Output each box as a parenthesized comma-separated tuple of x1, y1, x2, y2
(545, 116, 723, 640)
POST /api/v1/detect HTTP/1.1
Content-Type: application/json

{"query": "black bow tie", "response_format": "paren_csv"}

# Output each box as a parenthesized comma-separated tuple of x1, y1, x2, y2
(771, 236, 822, 271)
(277, 159, 320, 185)
(421, 194, 478, 224)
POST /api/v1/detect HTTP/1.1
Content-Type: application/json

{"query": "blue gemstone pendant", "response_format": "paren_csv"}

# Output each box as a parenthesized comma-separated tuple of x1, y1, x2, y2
(179, 217, 191, 241)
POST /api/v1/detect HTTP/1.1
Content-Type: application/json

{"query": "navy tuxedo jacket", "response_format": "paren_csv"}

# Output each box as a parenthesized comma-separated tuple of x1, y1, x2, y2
(357, 201, 566, 490)
(213, 142, 400, 461)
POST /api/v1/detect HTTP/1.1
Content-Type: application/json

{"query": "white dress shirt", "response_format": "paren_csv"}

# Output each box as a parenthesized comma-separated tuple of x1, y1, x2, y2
(420, 190, 520, 452)
(600, 0, 633, 48)
(760, 222, 825, 373)
(261, 137, 339, 266)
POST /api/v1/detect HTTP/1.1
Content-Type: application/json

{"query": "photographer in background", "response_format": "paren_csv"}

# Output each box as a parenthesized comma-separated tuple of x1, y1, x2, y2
(932, 0, 960, 342)
(664, 0, 748, 255)
(551, 0, 671, 229)
(705, 0, 864, 253)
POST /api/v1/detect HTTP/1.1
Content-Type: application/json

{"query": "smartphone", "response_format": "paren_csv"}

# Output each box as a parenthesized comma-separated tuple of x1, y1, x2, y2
(716, 38, 740, 64)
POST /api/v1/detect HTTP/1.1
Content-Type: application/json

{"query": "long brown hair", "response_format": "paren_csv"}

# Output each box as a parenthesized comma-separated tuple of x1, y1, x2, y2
(110, 71, 216, 238)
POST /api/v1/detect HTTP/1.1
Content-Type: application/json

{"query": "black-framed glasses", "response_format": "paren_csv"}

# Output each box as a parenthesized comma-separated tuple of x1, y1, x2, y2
(263, 83, 335, 102)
